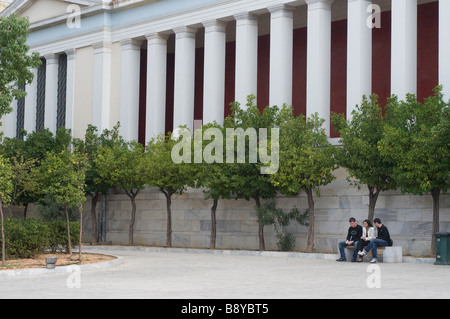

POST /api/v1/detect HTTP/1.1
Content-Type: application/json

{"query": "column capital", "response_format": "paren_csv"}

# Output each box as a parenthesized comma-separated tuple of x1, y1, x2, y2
(92, 42, 112, 54)
(268, 4, 295, 18)
(173, 26, 198, 39)
(305, 0, 334, 11)
(234, 12, 259, 26)
(202, 20, 227, 33)
(65, 48, 76, 60)
(119, 38, 143, 51)
(44, 53, 59, 65)
(145, 32, 170, 44)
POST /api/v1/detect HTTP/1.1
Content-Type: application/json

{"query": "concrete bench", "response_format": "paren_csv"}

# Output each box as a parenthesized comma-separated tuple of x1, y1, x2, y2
(344, 245, 403, 263)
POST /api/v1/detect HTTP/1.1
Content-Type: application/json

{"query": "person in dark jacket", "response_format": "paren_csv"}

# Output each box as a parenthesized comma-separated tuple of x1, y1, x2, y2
(358, 218, 392, 263)
(336, 217, 363, 262)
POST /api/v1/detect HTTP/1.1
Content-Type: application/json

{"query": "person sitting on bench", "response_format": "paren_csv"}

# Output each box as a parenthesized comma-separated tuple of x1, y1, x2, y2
(358, 218, 393, 263)
(356, 219, 376, 262)
(336, 217, 362, 262)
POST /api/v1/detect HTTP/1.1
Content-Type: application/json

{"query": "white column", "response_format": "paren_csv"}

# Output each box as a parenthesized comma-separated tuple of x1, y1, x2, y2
(234, 12, 259, 107)
(5, 99, 17, 138)
(44, 53, 58, 134)
(306, 0, 333, 136)
(146, 33, 168, 142)
(65, 49, 76, 134)
(203, 20, 227, 125)
(391, 0, 417, 100)
(92, 42, 112, 132)
(268, 4, 294, 107)
(24, 67, 37, 134)
(347, 0, 372, 119)
(440, 0, 450, 100)
(119, 39, 142, 142)
(173, 26, 197, 134)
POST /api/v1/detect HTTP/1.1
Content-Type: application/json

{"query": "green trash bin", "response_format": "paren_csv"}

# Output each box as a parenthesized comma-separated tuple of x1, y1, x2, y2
(435, 232, 450, 265)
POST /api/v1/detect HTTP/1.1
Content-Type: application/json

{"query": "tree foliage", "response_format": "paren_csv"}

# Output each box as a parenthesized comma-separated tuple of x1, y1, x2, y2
(331, 95, 396, 221)
(379, 87, 450, 255)
(95, 128, 146, 246)
(193, 122, 234, 249)
(223, 96, 284, 251)
(73, 125, 117, 244)
(272, 111, 337, 252)
(0, 156, 14, 266)
(143, 133, 198, 247)
(0, 14, 41, 119)
(37, 149, 88, 259)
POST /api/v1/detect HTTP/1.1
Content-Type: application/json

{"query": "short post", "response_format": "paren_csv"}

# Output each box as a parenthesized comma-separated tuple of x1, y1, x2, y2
(45, 257, 58, 269)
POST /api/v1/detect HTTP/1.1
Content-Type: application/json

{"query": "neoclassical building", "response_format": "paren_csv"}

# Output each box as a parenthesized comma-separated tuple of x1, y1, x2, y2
(1, 0, 449, 142)
(1, 0, 449, 253)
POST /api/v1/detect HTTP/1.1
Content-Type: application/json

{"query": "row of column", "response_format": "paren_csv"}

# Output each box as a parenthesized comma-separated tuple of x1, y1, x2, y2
(6, 0, 450, 141)
(5, 50, 75, 138)
(139, 0, 450, 142)
(141, 4, 298, 142)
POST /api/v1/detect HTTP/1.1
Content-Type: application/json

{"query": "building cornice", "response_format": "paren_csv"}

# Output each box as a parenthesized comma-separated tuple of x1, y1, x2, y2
(27, 0, 305, 55)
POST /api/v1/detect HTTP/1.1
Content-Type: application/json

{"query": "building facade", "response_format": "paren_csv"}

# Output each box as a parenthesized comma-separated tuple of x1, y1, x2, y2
(1, 0, 449, 254)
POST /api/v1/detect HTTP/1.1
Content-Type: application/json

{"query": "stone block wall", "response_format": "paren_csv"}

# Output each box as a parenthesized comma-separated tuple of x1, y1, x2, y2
(82, 168, 450, 257)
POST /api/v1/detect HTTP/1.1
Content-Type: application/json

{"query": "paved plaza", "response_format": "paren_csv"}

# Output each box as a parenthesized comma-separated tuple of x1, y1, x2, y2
(0, 246, 448, 300)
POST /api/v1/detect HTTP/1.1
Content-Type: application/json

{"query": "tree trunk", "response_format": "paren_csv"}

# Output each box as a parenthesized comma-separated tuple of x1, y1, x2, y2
(23, 203, 28, 220)
(91, 193, 100, 245)
(165, 193, 172, 247)
(65, 204, 72, 255)
(306, 189, 315, 253)
(210, 199, 218, 249)
(1, 199, 5, 267)
(129, 195, 137, 246)
(254, 197, 265, 251)
(79, 206, 83, 261)
(431, 188, 440, 256)
(368, 186, 381, 222)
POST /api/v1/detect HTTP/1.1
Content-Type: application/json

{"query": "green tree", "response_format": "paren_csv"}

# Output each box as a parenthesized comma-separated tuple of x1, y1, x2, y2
(0, 14, 41, 119)
(37, 149, 88, 259)
(331, 95, 396, 221)
(379, 87, 450, 255)
(73, 125, 117, 244)
(224, 96, 283, 251)
(143, 133, 198, 248)
(7, 156, 38, 217)
(271, 111, 337, 252)
(0, 127, 72, 218)
(193, 123, 234, 249)
(95, 132, 146, 246)
(0, 156, 13, 267)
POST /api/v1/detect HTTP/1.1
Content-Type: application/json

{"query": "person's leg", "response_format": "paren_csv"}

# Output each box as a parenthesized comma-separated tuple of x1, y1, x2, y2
(352, 241, 360, 261)
(337, 241, 347, 261)
(359, 240, 374, 257)
(371, 239, 388, 260)
(372, 241, 379, 259)
(357, 241, 369, 261)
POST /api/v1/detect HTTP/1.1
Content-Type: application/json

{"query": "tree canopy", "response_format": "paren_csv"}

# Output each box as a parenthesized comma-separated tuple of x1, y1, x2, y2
(0, 14, 41, 119)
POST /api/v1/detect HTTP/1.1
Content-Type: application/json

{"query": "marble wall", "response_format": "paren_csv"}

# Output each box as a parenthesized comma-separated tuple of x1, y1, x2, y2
(82, 168, 450, 257)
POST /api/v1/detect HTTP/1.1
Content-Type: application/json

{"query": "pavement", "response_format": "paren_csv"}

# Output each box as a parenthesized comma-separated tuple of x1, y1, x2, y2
(0, 246, 448, 300)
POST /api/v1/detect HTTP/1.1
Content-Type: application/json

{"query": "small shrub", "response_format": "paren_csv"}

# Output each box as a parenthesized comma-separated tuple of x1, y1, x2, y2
(0, 218, 49, 259)
(47, 220, 80, 254)
(256, 202, 309, 252)
(276, 232, 296, 252)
